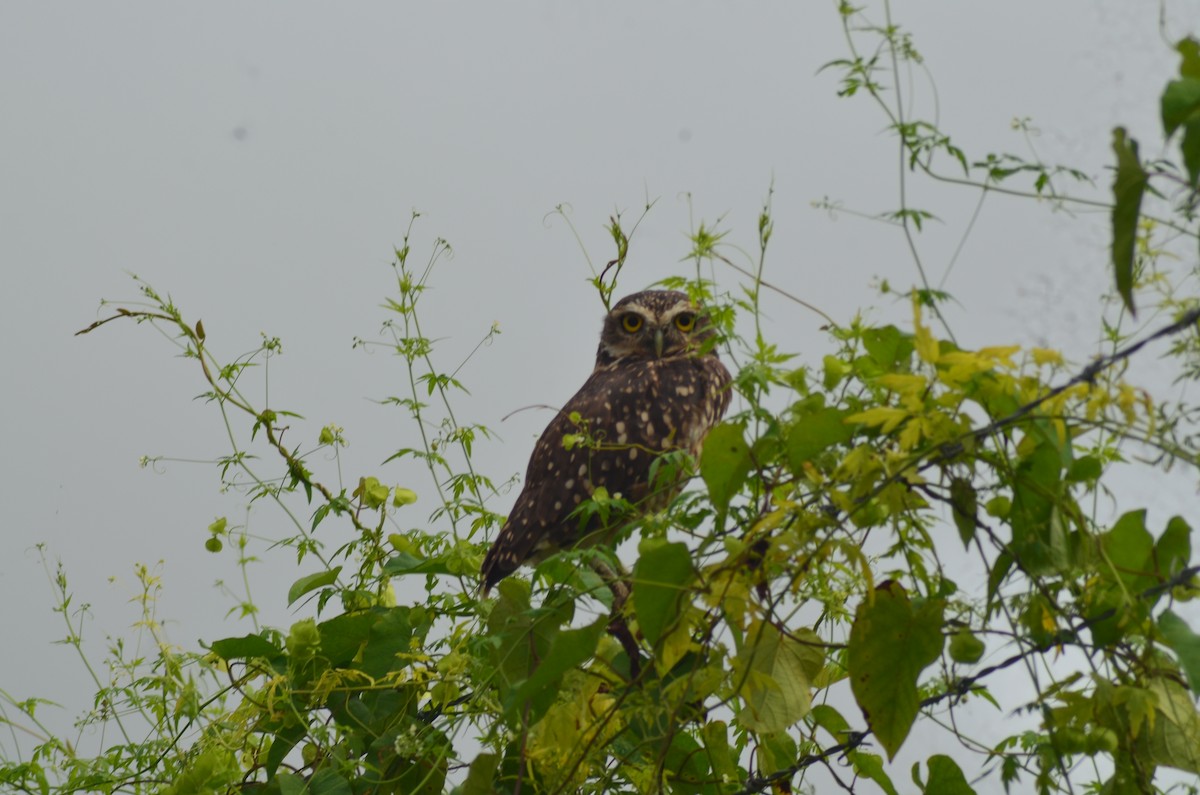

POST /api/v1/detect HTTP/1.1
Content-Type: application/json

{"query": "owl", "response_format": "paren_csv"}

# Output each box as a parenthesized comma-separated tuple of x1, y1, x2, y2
(480, 289, 733, 595)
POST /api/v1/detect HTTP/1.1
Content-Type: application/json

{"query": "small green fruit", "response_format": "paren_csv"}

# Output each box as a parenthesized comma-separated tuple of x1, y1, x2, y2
(984, 495, 1011, 518)
(1053, 727, 1088, 754)
(357, 476, 389, 509)
(204, 537, 223, 553)
(1086, 727, 1119, 754)
(286, 619, 321, 661)
(948, 631, 986, 664)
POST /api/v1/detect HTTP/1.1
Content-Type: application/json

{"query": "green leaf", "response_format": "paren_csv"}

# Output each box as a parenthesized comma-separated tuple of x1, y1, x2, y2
(1178, 36, 1200, 78)
(461, 753, 499, 795)
(506, 617, 605, 721)
(1161, 78, 1200, 137)
(823, 354, 851, 389)
(208, 633, 284, 661)
(700, 422, 752, 515)
(1101, 510, 1156, 593)
(662, 732, 711, 791)
(1161, 75, 1200, 185)
(921, 754, 977, 794)
(848, 582, 945, 760)
(1009, 439, 1065, 574)
(734, 621, 824, 732)
(1144, 678, 1200, 774)
(287, 566, 342, 606)
(265, 725, 305, 779)
(1178, 117, 1200, 187)
(700, 721, 738, 783)
(383, 734, 451, 795)
(862, 325, 914, 372)
(949, 477, 977, 548)
(1110, 127, 1146, 317)
(309, 769, 353, 795)
(986, 550, 1014, 614)
(1085, 586, 1129, 649)
(159, 747, 239, 795)
(1155, 516, 1192, 580)
(384, 552, 452, 577)
(849, 751, 899, 795)
(358, 607, 416, 678)
(316, 611, 376, 666)
(1066, 455, 1103, 483)
(276, 773, 306, 795)
(811, 703, 851, 740)
(1159, 611, 1200, 693)
(633, 541, 694, 647)
(786, 407, 855, 469)
(755, 730, 799, 775)
(487, 580, 573, 708)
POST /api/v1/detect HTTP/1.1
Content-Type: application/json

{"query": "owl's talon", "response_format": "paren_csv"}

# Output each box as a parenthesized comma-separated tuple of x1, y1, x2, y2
(608, 615, 643, 681)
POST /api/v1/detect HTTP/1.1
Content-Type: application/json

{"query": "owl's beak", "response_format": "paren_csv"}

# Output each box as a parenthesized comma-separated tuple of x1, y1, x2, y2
(654, 328, 665, 358)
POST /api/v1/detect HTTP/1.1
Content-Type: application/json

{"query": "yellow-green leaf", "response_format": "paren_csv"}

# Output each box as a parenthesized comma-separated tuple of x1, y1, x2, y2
(1144, 678, 1200, 774)
(657, 618, 694, 675)
(875, 373, 927, 395)
(734, 620, 823, 732)
(844, 406, 908, 434)
(912, 299, 941, 365)
(1113, 684, 1158, 738)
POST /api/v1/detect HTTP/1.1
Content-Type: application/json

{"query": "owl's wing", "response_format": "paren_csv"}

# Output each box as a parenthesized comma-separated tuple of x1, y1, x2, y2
(480, 356, 730, 594)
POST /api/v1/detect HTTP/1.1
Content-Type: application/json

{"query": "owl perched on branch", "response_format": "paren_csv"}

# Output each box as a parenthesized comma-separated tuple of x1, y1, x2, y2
(481, 290, 732, 595)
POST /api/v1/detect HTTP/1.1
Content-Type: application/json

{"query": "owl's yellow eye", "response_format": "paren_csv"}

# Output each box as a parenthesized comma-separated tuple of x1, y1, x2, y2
(674, 313, 696, 333)
(621, 314, 643, 333)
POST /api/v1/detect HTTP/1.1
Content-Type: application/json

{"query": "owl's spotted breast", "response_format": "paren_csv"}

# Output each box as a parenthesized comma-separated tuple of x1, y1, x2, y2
(480, 291, 732, 594)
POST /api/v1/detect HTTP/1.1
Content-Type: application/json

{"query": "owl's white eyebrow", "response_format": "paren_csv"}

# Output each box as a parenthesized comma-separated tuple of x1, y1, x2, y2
(618, 307, 654, 320)
(661, 306, 696, 320)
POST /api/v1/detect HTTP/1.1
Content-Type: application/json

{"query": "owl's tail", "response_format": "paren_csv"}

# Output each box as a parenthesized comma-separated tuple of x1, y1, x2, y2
(479, 523, 521, 597)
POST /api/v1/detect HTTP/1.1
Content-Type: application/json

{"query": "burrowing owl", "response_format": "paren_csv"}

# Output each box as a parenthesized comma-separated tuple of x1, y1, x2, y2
(480, 290, 732, 594)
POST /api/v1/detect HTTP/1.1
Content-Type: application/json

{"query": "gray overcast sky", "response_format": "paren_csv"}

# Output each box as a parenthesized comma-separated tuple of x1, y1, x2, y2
(2, 2, 1198, 790)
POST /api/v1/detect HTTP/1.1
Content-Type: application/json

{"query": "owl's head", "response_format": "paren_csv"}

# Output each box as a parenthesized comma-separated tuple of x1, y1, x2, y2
(595, 290, 720, 368)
